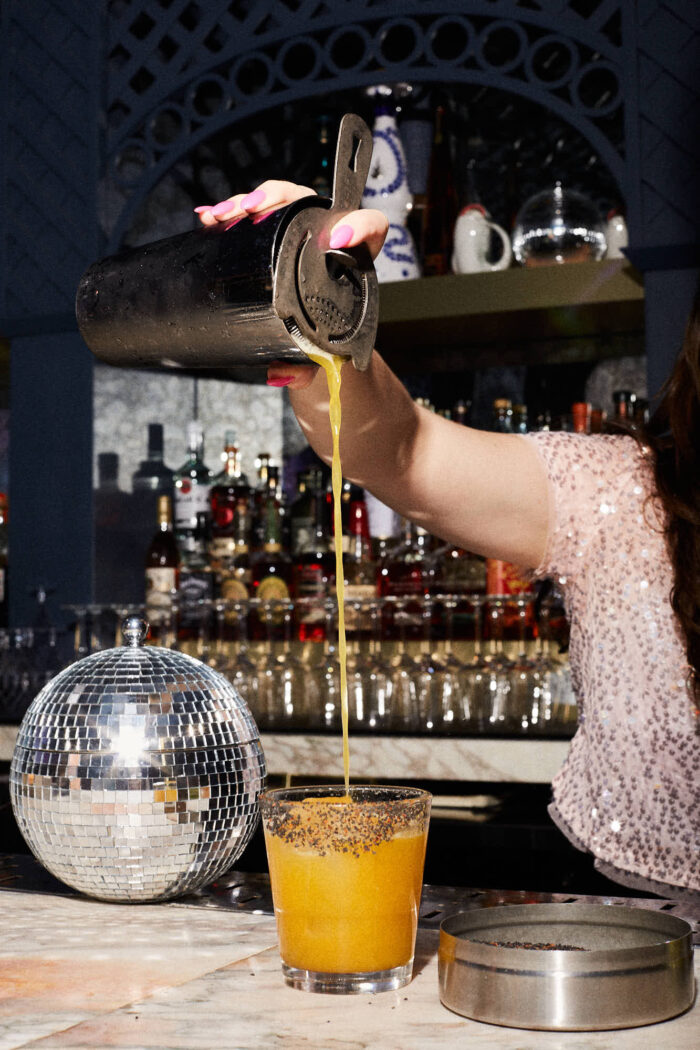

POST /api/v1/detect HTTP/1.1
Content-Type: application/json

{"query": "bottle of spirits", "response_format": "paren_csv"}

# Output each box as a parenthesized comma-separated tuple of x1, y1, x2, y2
(292, 487, 335, 641)
(178, 511, 214, 641)
(343, 494, 376, 640)
(145, 494, 179, 640)
(431, 544, 486, 640)
(132, 422, 174, 497)
(608, 389, 637, 431)
(174, 420, 213, 549)
(210, 430, 251, 559)
(421, 103, 458, 276)
(249, 487, 292, 641)
(216, 499, 252, 603)
(289, 467, 324, 557)
(379, 518, 434, 641)
(94, 452, 137, 604)
(571, 402, 592, 434)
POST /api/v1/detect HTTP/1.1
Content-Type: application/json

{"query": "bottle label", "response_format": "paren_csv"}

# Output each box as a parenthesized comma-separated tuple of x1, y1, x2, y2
(145, 567, 177, 625)
(175, 484, 211, 529)
(257, 576, 290, 603)
(343, 583, 376, 633)
(220, 577, 249, 602)
(485, 558, 531, 596)
(256, 574, 290, 627)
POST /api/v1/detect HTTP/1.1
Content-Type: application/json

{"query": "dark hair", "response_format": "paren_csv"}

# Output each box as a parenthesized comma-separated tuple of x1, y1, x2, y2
(645, 280, 700, 717)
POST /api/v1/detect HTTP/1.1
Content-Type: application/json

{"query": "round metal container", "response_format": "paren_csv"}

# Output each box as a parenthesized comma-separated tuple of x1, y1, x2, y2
(10, 618, 266, 903)
(439, 903, 695, 1031)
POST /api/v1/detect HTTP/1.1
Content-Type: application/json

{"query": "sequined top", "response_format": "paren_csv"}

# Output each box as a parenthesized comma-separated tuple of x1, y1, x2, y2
(526, 431, 699, 899)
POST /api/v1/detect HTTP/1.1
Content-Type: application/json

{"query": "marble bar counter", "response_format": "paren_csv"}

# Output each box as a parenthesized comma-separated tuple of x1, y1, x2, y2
(0, 855, 697, 1050)
(0, 726, 570, 783)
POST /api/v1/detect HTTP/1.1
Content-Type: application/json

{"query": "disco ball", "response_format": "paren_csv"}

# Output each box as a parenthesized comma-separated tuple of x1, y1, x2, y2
(10, 617, 266, 902)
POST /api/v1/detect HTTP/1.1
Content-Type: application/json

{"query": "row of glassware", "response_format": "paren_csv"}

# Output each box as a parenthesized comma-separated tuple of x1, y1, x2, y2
(62, 594, 576, 737)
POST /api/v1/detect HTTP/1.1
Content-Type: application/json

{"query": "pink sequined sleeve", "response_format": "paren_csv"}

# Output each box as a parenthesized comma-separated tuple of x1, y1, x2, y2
(522, 431, 654, 581)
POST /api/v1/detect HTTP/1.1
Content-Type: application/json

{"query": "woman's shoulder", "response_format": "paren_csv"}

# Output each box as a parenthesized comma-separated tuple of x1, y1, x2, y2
(523, 431, 654, 489)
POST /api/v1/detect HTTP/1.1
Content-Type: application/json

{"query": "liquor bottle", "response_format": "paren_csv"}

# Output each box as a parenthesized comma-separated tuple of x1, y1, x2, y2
(249, 452, 270, 550)
(217, 499, 252, 604)
(633, 397, 650, 430)
(343, 494, 377, 639)
(608, 389, 636, 431)
(431, 544, 486, 640)
(174, 420, 213, 548)
(178, 511, 214, 640)
(289, 467, 324, 556)
(292, 488, 335, 641)
(132, 423, 174, 497)
(571, 402, 591, 434)
(0, 493, 8, 628)
(94, 452, 137, 604)
(249, 486, 293, 640)
(145, 494, 179, 638)
(379, 518, 434, 641)
(210, 430, 251, 561)
(589, 408, 606, 433)
(421, 103, 458, 276)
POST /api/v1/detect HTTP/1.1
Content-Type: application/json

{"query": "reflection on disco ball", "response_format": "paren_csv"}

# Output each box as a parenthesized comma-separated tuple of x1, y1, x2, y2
(512, 182, 606, 266)
(10, 618, 266, 902)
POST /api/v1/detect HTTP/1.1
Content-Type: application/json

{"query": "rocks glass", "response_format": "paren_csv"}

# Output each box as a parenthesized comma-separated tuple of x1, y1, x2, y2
(260, 784, 431, 993)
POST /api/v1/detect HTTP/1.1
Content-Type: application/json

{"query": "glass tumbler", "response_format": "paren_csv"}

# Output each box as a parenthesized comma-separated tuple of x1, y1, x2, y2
(260, 784, 431, 994)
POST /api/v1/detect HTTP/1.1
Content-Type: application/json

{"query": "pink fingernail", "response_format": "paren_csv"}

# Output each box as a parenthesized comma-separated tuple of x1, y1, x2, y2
(240, 189, 265, 210)
(266, 376, 293, 387)
(329, 224, 353, 250)
(193, 205, 212, 214)
(211, 200, 236, 218)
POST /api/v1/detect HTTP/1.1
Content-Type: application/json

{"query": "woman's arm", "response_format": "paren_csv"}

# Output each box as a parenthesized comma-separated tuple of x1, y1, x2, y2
(197, 184, 551, 569)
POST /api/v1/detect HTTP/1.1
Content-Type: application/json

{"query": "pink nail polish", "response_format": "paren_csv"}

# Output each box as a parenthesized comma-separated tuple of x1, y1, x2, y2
(266, 376, 293, 387)
(240, 189, 265, 210)
(329, 224, 353, 250)
(193, 205, 212, 214)
(211, 200, 235, 218)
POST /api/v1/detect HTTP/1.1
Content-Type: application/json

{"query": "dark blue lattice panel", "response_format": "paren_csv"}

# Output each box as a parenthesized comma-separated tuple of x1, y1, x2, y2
(103, 1, 628, 249)
(0, 1, 102, 327)
(635, 2, 700, 249)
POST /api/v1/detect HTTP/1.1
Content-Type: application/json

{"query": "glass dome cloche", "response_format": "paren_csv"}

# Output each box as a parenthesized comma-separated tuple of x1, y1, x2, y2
(10, 617, 266, 903)
(512, 182, 607, 266)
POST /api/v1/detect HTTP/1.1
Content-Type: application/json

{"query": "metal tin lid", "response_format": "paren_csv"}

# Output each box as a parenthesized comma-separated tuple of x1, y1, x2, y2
(439, 903, 695, 1031)
(15, 618, 259, 754)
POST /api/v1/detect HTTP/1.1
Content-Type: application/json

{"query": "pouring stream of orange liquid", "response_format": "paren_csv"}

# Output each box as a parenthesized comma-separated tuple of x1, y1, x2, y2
(304, 349, 349, 792)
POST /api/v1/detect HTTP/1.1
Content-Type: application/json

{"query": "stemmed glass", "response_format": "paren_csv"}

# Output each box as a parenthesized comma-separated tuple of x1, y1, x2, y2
(506, 595, 541, 732)
(384, 598, 418, 732)
(361, 598, 394, 731)
(458, 595, 491, 729)
(476, 598, 513, 732)
(219, 601, 260, 717)
(306, 598, 343, 731)
(265, 601, 310, 729)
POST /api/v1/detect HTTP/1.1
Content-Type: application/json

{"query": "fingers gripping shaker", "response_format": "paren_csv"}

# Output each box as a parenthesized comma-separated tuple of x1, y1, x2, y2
(75, 115, 378, 376)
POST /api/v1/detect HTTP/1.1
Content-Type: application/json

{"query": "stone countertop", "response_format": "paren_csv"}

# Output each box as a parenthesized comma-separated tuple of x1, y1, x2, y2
(0, 725, 571, 782)
(0, 857, 697, 1050)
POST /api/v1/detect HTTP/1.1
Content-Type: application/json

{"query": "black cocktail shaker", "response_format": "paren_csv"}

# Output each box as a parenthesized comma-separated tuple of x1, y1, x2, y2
(75, 114, 378, 380)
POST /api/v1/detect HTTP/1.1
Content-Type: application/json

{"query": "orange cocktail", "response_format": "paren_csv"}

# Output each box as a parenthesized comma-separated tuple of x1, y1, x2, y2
(260, 785, 431, 993)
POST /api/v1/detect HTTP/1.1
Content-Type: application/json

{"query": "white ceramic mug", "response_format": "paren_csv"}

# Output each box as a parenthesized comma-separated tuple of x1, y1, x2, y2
(452, 204, 512, 274)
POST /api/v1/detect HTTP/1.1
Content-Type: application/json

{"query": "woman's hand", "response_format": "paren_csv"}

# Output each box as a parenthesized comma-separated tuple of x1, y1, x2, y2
(195, 181, 389, 389)
(195, 180, 388, 260)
